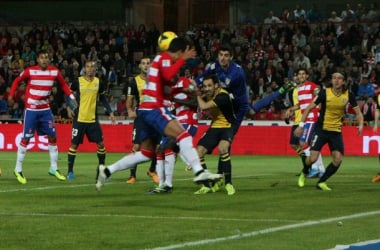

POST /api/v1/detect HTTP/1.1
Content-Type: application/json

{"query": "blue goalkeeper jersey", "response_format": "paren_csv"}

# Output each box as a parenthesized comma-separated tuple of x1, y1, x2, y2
(195, 61, 249, 127)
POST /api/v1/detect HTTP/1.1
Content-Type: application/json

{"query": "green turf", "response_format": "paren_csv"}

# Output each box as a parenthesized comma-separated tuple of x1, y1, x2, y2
(0, 152, 379, 250)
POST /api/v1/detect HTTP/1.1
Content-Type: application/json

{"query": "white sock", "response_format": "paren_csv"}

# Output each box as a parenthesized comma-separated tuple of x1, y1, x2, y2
(15, 144, 27, 173)
(108, 151, 151, 174)
(156, 155, 165, 186)
(178, 136, 203, 174)
(48, 144, 58, 171)
(164, 152, 176, 187)
(316, 153, 325, 173)
(304, 146, 310, 156)
(179, 153, 191, 170)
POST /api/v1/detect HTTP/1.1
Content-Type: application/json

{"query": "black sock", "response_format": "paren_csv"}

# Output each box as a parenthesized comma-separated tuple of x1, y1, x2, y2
(97, 147, 106, 165)
(318, 162, 340, 183)
(68, 148, 77, 173)
(149, 158, 156, 172)
(129, 165, 137, 177)
(219, 153, 231, 184)
(200, 157, 207, 169)
(301, 156, 311, 174)
(104, 167, 111, 178)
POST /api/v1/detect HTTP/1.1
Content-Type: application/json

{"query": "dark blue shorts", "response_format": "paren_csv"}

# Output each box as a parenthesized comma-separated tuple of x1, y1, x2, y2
(23, 109, 56, 138)
(138, 108, 176, 143)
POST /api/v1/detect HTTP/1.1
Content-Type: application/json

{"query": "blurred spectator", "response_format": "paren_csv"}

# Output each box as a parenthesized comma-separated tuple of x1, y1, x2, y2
(117, 94, 127, 116)
(361, 62, 372, 78)
(341, 51, 356, 73)
(105, 94, 117, 115)
(280, 7, 292, 23)
(317, 54, 331, 71)
(365, 3, 379, 21)
(340, 3, 356, 21)
(264, 11, 282, 24)
(0, 94, 8, 114)
(114, 51, 126, 86)
(11, 50, 24, 70)
(362, 96, 376, 123)
(316, 68, 330, 87)
(327, 11, 343, 23)
(344, 103, 357, 124)
(357, 76, 375, 100)
(147, 23, 160, 55)
(8, 101, 23, 119)
(58, 103, 70, 119)
(306, 4, 323, 22)
(293, 4, 306, 21)
(21, 44, 36, 62)
(252, 77, 266, 98)
(374, 62, 380, 84)
(292, 29, 307, 49)
(107, 64, 117, 89)
(295, 50, 311, 70)
(0, 74, 6, 95)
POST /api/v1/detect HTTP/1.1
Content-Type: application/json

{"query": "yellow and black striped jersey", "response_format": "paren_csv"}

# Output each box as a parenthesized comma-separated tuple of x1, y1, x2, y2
(292, 88, 302, 125)
(71, 76, 111, 123)
(127, 75, 146, 107)
(314, 87, 357, 132)
(208, 88, 236, 128)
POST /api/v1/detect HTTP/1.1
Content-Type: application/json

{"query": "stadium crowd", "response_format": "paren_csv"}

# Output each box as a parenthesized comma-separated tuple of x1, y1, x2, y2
(0, 3, 379, 123)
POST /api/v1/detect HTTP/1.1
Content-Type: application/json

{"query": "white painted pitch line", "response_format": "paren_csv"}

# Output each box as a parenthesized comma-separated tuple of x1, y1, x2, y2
(0, 174, 271, 193)
(145, 210, 380, 250)
(0, 212, 299, 223)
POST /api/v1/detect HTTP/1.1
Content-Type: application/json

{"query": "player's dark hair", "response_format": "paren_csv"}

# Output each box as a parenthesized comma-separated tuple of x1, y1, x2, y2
(202, 74, 219, 85)
(168, 37, 189, 52)
(37, 49, 49, 56)
(218, 44, 234, 57)
(138, 56, 151, 64)
(296, 67, 308, 74)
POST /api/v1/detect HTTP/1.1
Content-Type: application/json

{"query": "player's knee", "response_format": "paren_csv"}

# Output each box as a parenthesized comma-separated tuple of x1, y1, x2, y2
(156, 144, 165, 154)
(48, 136, 57, 144)
(20, 138, 30, 147)
(332, 151, 343, 166)
(131, 144, 140, 153)
(218, 146, 229, 155)
(332, 157, 342, 167)
(176, 131, 191, 142)
(218, 141, 230, 155)
(97, 142, 105, 150)
(196, 146, 206, 158)
(141, 148, 155, 159)
(177, 131, 193, 151)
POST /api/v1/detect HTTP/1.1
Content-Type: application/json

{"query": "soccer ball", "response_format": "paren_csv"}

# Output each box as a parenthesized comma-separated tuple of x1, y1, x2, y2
(158, 31, 177, 51)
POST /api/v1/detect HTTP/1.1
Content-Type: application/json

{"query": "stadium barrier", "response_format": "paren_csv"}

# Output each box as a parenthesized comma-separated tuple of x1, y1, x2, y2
(0, 123, 378, 156)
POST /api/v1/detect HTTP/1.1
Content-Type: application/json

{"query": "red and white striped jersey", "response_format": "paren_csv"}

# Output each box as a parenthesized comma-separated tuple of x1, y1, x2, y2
(9, 65, 72, 110)
(139, 52, 185, 110)
(297, 81, 320, 122)
(172, 77, 198, 126)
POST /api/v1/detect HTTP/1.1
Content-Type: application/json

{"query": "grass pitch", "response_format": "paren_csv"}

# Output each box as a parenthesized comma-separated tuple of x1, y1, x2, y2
(0, 152, 379, 250)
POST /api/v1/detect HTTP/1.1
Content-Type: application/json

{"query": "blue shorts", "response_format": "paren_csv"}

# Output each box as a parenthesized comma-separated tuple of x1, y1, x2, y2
(160, 123, 198, 146)
(23, 109, 56, 139)
(138, 108, 176, 143)
(300, 122, 315, 144)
